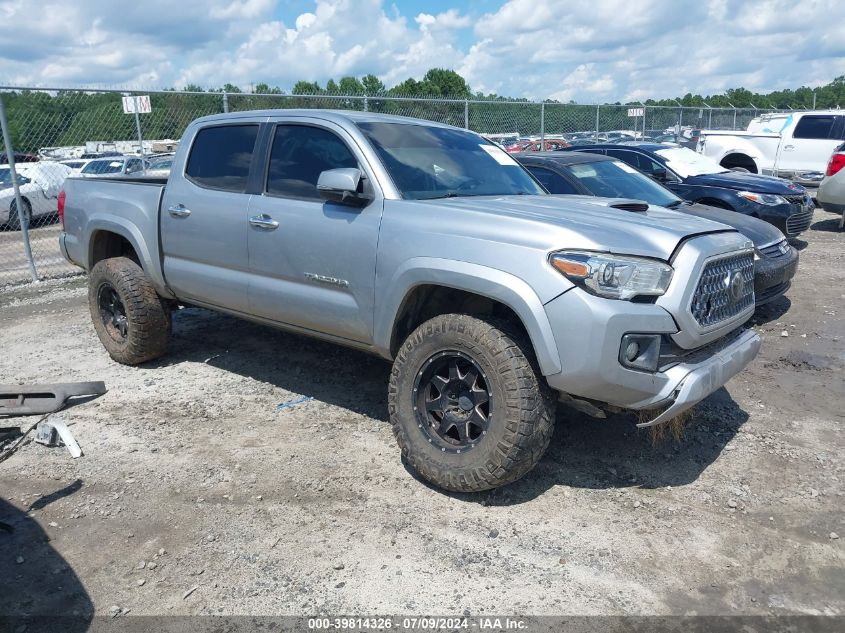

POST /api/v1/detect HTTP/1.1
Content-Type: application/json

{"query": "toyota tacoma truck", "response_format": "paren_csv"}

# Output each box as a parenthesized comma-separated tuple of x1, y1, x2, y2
(58, 110, 761, 492)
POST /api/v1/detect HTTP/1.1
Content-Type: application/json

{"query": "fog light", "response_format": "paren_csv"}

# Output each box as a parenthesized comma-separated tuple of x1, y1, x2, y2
(619, 334, 662, 372)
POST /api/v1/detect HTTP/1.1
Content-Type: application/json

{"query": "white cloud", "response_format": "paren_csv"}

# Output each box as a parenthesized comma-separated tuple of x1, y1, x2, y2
(0, 0, 843, 102)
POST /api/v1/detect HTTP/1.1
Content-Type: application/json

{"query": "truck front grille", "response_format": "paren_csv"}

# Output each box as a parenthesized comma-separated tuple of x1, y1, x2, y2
(785, 209, 813, 236)
(690, 252, 755, 328)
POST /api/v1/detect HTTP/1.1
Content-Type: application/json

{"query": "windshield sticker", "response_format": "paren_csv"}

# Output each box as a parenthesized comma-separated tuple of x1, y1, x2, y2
(479, 143, 518, 166)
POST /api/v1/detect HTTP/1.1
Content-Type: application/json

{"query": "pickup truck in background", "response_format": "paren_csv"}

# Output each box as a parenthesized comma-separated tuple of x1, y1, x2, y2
(697, 111, 845, 191)
(59, 110, 761, 492)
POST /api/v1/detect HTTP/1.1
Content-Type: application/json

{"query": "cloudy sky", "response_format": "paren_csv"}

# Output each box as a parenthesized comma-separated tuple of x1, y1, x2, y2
(1, 0, 844, 102)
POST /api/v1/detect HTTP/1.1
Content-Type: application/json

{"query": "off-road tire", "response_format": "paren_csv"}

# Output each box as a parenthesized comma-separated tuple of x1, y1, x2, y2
(88, 257, 171, 365)
(7, 198, 32, 230)
(389, 314, 556, 492)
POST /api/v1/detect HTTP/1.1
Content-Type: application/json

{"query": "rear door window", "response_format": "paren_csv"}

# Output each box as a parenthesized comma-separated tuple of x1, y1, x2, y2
(793, 115, 837, 140)
(185, 124, 259, 192)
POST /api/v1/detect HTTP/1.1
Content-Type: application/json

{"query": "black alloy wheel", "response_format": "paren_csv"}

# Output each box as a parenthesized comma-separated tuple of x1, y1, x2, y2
(413, 350, 492, 453)
(97, 283, 128, 341)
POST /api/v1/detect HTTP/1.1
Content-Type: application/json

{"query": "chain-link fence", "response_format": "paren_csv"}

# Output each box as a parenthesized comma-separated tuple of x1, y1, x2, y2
(0, 85, 784, 286)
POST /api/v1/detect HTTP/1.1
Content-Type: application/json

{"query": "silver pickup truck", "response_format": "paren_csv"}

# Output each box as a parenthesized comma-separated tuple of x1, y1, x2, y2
(59, 110, 761, 492)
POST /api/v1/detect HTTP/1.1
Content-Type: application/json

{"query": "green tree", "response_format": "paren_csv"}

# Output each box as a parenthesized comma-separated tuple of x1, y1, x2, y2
(292, 80, 322, 95)
(361, 74, 385, 95)
(421, 68, 471, 98)
(338, 76, 364, 95)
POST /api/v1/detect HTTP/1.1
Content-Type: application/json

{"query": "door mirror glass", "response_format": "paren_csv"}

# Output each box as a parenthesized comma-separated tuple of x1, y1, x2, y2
(317, 168, 371, 206)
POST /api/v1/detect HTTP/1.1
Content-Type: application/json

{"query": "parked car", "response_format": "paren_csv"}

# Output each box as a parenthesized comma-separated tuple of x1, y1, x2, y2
(79, 156, 149, 177)
(505, 138, 570, 153)
(59, 158, 94, 172)
(696, 111, 845, 191)
(144, 154, 175, 177)
(1, 162, 72, 229)
(60, 110, 761, 492)
(818, 141, 845, 228)
(566, 143, 815, 237)
(516, 152, 798, 306)
(0, 152, 39, 163)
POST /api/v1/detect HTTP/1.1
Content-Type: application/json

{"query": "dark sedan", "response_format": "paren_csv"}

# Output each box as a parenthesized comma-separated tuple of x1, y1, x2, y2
(516, 152, 798, 306)
(563, 143, 815, 238)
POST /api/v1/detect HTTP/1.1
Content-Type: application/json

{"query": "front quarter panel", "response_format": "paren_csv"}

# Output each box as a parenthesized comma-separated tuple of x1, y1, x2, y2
(375, 257, 565, 376)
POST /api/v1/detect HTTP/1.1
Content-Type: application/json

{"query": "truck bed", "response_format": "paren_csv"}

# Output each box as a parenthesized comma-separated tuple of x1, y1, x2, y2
(61, 175, 170, 294)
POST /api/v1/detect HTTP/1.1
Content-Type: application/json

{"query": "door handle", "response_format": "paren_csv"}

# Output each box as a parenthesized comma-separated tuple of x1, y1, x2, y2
(249, 214, 279, 230)
(168, 204, 191, 218)
(783, 144, 795, 151)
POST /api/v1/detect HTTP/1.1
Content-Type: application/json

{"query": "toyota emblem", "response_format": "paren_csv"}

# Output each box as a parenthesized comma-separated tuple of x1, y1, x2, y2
(727, 270, 745, 303)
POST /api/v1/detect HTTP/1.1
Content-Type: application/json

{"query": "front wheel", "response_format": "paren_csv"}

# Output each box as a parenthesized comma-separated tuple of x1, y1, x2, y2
(88, 257, 171, 365)
(388, 314, 556, 492)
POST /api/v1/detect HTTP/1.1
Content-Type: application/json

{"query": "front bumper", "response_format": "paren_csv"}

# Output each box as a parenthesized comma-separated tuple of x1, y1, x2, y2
(735, 197, 813, 237)
(635, 328, 761, 426)
(542, 287, 761, 420)
(754, 246, 798, 305)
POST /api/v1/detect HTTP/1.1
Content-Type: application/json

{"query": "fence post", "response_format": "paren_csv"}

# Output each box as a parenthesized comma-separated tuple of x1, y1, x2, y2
(678, 108, 683, 142)
(222, 91, 229, 113)
(363, 94, 368, 112)
(733, 109, 737, 130)
(595, 104, 600, 140)
(464, 99, 469, 129)
(0, 94, 38, 282)
(540, 102, 545, 144)
(642, 105, 647, 137)
(133, 96, 145, 156)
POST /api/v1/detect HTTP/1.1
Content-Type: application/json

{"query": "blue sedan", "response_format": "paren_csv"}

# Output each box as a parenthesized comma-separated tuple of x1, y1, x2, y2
(564, 143, 814, 237)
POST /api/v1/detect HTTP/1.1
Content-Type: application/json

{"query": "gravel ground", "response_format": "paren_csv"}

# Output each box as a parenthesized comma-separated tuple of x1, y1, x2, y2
(0, 208, 843, 619)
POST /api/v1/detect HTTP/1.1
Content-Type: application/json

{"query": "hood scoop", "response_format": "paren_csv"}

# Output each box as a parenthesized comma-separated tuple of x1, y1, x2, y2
(608, 200, 649, 213)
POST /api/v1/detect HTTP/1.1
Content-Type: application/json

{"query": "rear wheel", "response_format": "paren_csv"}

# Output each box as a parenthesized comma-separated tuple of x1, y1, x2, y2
(7, 198, 32, 230)
(88, 257, 171, 365)
(388, 314, 556, 492)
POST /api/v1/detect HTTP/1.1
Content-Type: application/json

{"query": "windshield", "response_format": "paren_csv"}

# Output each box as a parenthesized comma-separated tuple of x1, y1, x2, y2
(82, 159, 125, 174)
(566, 160, 683, 207)
(356, 122, 545, 200)
(654, 147, 728, 178)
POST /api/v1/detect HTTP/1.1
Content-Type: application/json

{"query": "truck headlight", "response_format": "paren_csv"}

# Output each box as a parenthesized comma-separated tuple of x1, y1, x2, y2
(550, 251, 673, 300)
(737, 191, 786, 205)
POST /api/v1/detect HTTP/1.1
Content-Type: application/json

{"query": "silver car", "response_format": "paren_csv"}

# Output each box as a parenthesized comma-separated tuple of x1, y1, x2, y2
(818, 142, 845, 228)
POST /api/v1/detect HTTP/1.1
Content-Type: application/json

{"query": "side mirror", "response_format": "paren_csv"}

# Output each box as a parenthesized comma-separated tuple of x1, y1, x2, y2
(650, 168, 669, 182)
(317, 168, 372, 207)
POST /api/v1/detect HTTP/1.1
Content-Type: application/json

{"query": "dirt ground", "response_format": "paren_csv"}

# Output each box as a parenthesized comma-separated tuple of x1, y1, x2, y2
(0, 208, 843, 619)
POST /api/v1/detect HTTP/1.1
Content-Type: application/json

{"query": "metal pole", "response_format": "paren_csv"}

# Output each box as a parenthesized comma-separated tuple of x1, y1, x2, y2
(222, 91, 229, 113)
(133, 96, 144, 156)
(0, 94, 38, 282)
(464, 99, 469, 130)
(812, 90, 816, 110)
(363, 94, 368, 112)
(733, 109, 737, 130)
(595, 104, 600, 141)
(640, 103, 646, 138)
(678, 108, 683, 142)
(540, 102, 545, 144)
